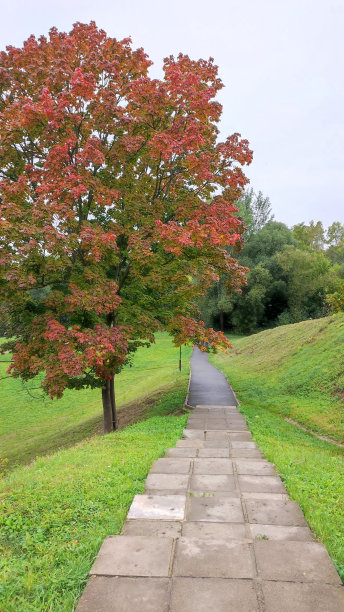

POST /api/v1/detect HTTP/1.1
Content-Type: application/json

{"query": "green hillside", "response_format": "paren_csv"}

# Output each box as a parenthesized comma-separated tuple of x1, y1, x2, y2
(212, 313, 344, 442)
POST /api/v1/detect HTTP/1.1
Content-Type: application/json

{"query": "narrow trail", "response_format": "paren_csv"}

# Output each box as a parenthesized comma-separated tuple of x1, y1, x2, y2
(188, 347, 238, 407)
(77, 354, 344, 612)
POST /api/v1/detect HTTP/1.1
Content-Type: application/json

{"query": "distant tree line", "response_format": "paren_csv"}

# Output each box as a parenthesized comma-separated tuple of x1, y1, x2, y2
(200, 189, 344, 334)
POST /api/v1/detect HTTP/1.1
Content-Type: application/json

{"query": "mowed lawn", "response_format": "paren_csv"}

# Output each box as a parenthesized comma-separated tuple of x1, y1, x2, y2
(211, 313, 344, 581)
(0, 333, 192, 467)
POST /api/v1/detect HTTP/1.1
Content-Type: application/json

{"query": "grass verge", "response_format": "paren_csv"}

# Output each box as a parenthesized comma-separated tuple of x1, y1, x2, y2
(0, 394, 187, 611)
(0, 333, 192, 467)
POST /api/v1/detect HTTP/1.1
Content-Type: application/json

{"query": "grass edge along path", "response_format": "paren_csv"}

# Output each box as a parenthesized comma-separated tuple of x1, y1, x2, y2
(233, 405, 344, 583)
(0, 391, 188, 611)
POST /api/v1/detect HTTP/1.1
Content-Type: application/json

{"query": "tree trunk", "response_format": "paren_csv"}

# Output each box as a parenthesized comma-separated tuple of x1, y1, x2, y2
(102, 375, 117, 434)
(219, 310, 224, 332)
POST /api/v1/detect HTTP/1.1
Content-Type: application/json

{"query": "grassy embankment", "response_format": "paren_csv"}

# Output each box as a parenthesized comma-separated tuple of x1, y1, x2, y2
(211, 313, 344, 580)
(0, 332, 192, 467)
(0, 334, 191, 611)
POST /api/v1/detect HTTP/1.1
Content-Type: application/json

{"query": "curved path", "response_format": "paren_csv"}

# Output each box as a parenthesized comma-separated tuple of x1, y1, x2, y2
(77, 354, 344, 612)
(188, 347, 238, 407)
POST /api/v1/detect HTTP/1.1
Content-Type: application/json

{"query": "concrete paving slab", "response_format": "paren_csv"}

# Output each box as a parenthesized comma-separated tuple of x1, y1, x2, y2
(185, 423, 206, 430)
(176, 439, 205, 448)
(254, 541, 342, 584)
(188, 494, 244, 522)
(205, 431, 229, 440)
(183, 429, 205, 440)
(262, 581, 344, 612)
(246, 499, 307, 526)
(231, 441, 258, 448)
(90, 536, 173, 577)
(207, 419, 227, 425)
(235, 460, 277, 475)
(231, 449, 263, 458)
(173, 538, 254, 578)
(193, 459, 233, 475)
(206, 423, 229, 430)
(128, 495, 186, 520)
(170, 578, 259, 611)
(166, 448, 198, 458)
(76, 577, 170, 612)
(198, 448, 230, 458)
(238, 475, 287, 493)
(243, 492, 288, 501)
(229, 432, 253, 441)
(250, 524, 314, 542)
(150, 458, 191, 474)
(145, 488, 191, 496)
(145, 474, 189, 491)
(226, 415, 247, 426)
(121, 520, 182, 537)
(204, 440, 229, 448)
(197, 405, 237, 409)
(190, 474, 235, 491)
(190, 490, 239, 499)
(182, 521, 247, 540)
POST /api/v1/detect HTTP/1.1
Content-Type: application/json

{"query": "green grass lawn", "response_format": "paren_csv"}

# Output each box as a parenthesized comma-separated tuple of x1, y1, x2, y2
(0, 409, 187, 611)
(0, 333, 192, 467)
(211, 313, 344, 581)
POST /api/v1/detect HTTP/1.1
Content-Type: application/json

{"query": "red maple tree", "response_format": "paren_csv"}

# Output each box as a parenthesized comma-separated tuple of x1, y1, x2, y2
(0, 22, 252, 432)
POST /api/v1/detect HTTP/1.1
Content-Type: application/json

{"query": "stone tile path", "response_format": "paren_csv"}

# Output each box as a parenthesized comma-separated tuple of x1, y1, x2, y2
(77, 405, 344, 611)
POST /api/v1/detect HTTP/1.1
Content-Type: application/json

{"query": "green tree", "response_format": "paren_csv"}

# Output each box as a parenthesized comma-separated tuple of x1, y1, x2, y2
(201, 222, 295, 333)
(325, 222, 344, 265)
(236, 188, 274, 237)
(0, 23, 252, 432)
(275, 246, 337, 322)
(292, 220, 325, 251)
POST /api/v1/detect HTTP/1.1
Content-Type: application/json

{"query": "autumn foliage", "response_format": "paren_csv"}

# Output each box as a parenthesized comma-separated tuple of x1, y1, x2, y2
(0, 22, 252, 430)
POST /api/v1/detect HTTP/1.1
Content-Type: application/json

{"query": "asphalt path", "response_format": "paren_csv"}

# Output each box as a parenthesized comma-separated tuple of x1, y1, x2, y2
(187, 346, 238, 407)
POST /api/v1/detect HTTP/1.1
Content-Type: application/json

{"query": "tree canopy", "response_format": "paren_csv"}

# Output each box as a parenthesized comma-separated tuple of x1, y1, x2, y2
(0, 22, 253, 430)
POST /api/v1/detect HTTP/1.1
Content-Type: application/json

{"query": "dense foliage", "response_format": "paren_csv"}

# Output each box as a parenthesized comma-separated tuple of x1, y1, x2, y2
(201, 189, 344, 333)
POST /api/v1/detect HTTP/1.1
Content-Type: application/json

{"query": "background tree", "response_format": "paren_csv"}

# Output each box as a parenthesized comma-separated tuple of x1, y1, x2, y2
(325, 222, 344, 265)
(292, 220, 325, 251)
(236, 187, 274, 237)
(0, 23, 252, 432)
(274, 246, 337, 323)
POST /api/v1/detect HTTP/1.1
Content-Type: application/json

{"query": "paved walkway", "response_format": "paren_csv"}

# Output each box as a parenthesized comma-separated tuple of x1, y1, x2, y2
(188, 347, 238, 407)
(77, 372, 344, 610)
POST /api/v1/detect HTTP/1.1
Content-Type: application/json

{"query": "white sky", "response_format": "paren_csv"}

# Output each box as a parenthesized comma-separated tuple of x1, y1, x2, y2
(1, 0, 343, 228)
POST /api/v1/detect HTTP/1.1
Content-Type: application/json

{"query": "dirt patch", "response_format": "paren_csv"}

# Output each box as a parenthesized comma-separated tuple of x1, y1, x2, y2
(332, 387, 344, 403)
(284, 417, 344, 449)
(117, 392, 165, 429)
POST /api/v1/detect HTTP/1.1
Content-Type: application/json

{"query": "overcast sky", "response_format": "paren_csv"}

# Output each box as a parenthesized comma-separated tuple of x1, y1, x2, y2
(1, 0, 343, 228)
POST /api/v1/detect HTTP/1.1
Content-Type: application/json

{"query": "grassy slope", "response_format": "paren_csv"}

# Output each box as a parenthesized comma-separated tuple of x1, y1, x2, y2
(211, 313, 344, 580)
(0, 406, 188, 611)
(0, 333, 192, 467)
(214, 313, 344, 442)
